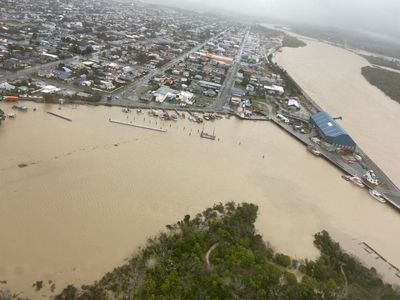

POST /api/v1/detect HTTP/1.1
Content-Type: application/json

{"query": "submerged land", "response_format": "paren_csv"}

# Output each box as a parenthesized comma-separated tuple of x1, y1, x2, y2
(2, 0, 400, 299)
(51, 203, 400, 300)
(361, 66, 400, 104)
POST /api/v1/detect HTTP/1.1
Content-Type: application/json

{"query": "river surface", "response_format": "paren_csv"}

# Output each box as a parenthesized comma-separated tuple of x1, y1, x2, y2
(1, 41, 400, 298)
(275, 40, 400, 187)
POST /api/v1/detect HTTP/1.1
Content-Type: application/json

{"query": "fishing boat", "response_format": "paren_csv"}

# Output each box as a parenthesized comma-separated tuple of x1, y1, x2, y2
(149, 109, 159, 117)
(341, 175, 351, 181)
(12, 105, 27, 111)
(368, 189, 387, 204)
(307, 145, 321, 156)
(349, 176, 365, 188)
(341, 175, 365, 188)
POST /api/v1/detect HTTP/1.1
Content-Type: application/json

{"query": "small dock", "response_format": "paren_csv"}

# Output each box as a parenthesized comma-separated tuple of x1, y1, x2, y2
(109, 119, 167, 133)
(200, 131, 216, 140)
(200, 126, 216, 140)
(47, 111, 72, 122)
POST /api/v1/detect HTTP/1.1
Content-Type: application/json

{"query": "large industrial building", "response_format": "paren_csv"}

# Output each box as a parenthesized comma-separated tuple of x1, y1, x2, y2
(310, 111, 356, 150)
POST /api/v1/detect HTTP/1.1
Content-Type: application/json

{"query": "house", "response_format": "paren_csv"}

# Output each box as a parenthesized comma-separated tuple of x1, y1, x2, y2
(264, 85, 284, 95)
(54, 70, 71, 81)
(100, 80, 115, 90)
(0, 82, 16, 91)
(198, 80, 221, 91)
(287, 99, 300, 110)
(2, 58, 19, 70)
(41, 85, 61, 94)
(153, 86, 179, 103)
(231, 97, 241, 106)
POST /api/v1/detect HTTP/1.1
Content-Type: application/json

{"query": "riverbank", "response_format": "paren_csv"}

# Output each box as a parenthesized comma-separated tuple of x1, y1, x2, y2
(274, 39, 400, 188)
(1, 101, 400, 298)
(361, 66, 400, 104)
(54, 203, 400, 299)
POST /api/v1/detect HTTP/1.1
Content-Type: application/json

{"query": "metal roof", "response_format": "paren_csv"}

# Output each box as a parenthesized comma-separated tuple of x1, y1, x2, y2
(310, 111, 356, 148)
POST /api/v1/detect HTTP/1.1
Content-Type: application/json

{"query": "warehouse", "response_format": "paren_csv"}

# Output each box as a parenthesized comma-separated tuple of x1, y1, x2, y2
(310, 111, 356, 150)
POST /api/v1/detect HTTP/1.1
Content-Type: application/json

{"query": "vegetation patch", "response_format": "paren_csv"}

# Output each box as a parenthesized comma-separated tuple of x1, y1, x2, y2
(362, 66, 400, 104)
(53, 202, 400, 300)
(282, 35, 307, 48)
(361, 55, 400, 71)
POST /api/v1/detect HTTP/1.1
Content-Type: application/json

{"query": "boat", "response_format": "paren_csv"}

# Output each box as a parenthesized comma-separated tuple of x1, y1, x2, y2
(150, 109, 159, 117)
(341, 175, 351, 181)
(342, 175, 365, 188)
(7, 113, 16, 118)
(160, 112, 170, 120)
(12, 105, 27, 111)
(137, 109, 142, 113)
(368, 189, 387, 204)
(349, 176, 365, 188)
(307, 145, 321, 156)
(122, 107, 130, 113)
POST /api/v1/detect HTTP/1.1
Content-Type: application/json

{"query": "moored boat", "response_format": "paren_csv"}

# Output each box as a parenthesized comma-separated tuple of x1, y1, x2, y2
(307, 145, 321, 156)
(349, 176, 365, 188)
(341, 175, 365, 188)
(341, 175, 351, 181)
(368, 189, 387, 204)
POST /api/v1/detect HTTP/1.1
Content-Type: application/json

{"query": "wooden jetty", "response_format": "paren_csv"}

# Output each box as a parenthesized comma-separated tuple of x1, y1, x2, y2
(109, 119, 167, 133)
(200, 125, 216, 140)
(46, 111, 72, 122)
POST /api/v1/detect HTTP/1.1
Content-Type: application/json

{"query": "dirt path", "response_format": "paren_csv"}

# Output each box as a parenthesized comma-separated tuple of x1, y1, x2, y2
(340, 264, 349, 299)
(205, 243, 219, 269)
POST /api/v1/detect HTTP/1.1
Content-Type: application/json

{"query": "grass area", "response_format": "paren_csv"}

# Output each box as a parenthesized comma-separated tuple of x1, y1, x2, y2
(282, 35, 307, 49)
(52, 202, 400, 300)
(194, 95, 214, 107)
(361, 55, 400, 71)
(362, 66, 400, 104)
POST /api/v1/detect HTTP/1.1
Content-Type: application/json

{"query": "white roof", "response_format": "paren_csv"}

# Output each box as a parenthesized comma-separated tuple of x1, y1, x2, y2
(288, 99, 300, 108)
(264, 84, 284, 93)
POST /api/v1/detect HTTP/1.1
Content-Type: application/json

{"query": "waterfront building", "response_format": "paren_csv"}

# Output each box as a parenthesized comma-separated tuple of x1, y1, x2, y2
(310, 111, 356, 150)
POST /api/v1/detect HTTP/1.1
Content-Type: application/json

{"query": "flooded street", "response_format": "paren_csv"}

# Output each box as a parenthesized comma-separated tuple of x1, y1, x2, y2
(1, 76, 400, 298)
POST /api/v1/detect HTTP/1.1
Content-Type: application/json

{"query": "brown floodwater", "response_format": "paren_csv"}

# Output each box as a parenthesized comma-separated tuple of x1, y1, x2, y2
(275, 40, 400, 187)
(1, 41, 400, 298)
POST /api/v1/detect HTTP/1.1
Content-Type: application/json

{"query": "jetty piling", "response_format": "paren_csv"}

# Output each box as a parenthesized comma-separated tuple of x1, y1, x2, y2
(46, 112, 72, 122)
(109, 119, 167, 133)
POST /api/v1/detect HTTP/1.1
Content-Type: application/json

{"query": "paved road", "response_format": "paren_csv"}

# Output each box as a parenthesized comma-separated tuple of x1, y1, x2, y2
(0, 55, 82, 81)
(212, 29, 249, 110)
(116, 31, 227, 101)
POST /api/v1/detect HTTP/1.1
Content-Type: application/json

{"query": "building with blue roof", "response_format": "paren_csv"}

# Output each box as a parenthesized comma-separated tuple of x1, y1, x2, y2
(310, 111, 356, 150)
